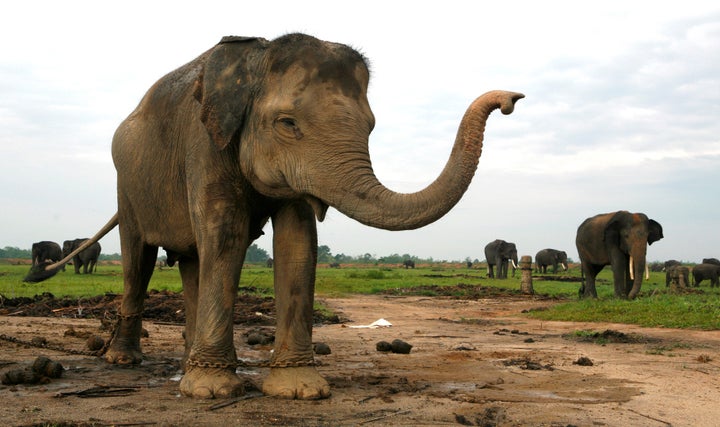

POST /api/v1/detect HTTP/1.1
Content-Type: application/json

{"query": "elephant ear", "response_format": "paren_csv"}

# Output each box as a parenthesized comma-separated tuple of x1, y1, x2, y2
(195, 36, 267, 150)
(647, 219, 664, 245)
(603, 211, 626, 244)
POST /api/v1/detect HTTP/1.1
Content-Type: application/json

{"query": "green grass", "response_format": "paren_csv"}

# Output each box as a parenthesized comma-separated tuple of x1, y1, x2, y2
(2, 261, 719, 330)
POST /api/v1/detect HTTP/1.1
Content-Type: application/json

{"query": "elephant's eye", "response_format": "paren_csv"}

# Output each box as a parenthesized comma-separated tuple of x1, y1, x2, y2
(278, 117, 296, 128)
(275, 117, 304, 140)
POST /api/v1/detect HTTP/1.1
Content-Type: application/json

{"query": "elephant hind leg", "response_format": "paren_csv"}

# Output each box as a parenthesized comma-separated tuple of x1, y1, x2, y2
(105, 239, 158, 365)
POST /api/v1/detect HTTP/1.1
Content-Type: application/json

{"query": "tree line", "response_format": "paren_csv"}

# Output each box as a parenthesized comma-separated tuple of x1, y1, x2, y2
(0, 244, 465, 265)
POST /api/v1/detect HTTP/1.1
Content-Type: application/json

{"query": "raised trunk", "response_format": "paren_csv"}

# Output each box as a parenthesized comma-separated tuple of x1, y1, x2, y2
(319, 91, 523, 230)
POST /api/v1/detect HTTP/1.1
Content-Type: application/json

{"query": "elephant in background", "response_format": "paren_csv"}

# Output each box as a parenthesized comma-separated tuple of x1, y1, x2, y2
(30, 34, 523, 400)
(576, 211, 663, 299)
(31, 241, 63, 269)
(702, 258, 720, 266)
(403, 260, 415, 269)
(62, 239, 101, 274)
(692, 263, 720, 287)
(484, 239, 518, 279)
(663, 260, 681, 271)
(665, 265, 689, 288)
(535, 248, 568, 274)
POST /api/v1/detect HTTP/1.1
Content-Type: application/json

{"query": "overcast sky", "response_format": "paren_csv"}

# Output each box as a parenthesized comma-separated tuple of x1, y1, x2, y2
(1, 1, 719, 263)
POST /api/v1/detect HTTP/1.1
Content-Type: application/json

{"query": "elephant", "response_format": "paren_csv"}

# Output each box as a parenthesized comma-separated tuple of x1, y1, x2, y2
(403, 260, 415, 269)
(665, 265, 689, 288)
(663, 259, 681, 271)
(692, 263, 720, 287)
(31, 241, 63, 268)
(62, 238, 101, 274)
(484, 239, 518, 279)
(702, 258, 720, 266)
(534, 248, 568, 274)
(28, 34, 523, 399)
(576, 211, 663, 299)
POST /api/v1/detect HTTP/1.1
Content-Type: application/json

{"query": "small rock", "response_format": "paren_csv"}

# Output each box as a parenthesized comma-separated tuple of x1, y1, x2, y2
(376, 341, 392, 352)
(86, 335, 105, 351)
(390, 339, 412, 354)
(453, 343, 476, 351)
(574, 356, 594, 366)
(313, 342, 331, 355)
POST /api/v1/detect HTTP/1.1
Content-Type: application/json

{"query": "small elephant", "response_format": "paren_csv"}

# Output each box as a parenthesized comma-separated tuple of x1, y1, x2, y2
(535, 248, 568, 274)
(31, 241, 63, 268)
(30, 33, 523, 400)
(663, 260, 681, 271)
(62, 239, 101, 274)
(692, 263, 720, 287)
(665, 265, 690, 288)
(403, 260, 415, 269)
(484, 239, 518, 279)
(576, 211, 663, 299)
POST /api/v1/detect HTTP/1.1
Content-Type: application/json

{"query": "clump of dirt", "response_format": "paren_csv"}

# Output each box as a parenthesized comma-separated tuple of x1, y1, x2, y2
(379, 283, 562, 300)
(0, 290, 340, 326)
(564, 329, 658, 344)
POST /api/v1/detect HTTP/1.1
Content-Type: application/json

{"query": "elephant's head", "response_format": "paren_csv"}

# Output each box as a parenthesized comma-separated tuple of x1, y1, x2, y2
(556, 250, 569, 271)
(606, 211, 663, 298)
(195, 34, 523, 231)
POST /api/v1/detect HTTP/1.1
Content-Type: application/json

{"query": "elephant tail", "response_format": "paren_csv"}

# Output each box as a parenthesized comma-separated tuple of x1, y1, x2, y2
(23, 213, 119, 282)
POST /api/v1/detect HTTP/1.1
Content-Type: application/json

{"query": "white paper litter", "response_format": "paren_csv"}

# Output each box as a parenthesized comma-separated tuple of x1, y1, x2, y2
(349, 318, 392, 329)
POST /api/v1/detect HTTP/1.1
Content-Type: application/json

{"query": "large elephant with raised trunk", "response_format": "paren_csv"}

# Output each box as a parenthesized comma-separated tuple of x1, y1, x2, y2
(576, 211, 663, 299)
(29, 34, 523, 400)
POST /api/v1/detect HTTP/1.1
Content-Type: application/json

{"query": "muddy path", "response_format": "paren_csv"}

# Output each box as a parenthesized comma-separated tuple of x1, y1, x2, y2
(1, 289, 720, 426)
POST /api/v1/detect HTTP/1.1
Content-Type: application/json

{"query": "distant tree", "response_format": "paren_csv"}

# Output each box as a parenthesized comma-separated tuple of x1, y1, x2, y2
(245, 244, 270, 263)
(0, 246, 31, 259)
(317, 245, 333, 263)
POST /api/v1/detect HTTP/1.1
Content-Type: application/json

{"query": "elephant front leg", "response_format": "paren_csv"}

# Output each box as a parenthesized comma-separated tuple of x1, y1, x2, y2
(262, 201, 330, 400)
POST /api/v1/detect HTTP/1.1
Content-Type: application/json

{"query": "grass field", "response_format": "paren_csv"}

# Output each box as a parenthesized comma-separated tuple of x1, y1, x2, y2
(1, 261, 719, 329)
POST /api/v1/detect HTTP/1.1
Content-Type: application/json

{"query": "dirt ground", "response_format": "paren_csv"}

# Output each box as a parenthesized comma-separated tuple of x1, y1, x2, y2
(1, 287, 720, 426)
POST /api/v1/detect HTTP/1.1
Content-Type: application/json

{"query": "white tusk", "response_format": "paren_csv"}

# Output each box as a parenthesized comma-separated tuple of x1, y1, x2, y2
(645, 263, 649, 280)
(511, 259, 518, 269)
(629, 255, 635, 281)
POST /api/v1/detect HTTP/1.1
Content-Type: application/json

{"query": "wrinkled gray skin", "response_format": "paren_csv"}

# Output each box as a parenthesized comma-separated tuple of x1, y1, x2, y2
(62, 239, 101, 274)
(576, 211, 663, 299)
(535, 248, 568, 274)
(47, 34, 522, 400)
(31, 241, 63, 269)
(692, 263, 720, 287)
(484, 239, 518, 279)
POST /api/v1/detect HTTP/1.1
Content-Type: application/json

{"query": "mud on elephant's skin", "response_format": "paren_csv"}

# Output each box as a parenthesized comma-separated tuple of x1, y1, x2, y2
(484, 239, 518, 279)
(576, 210, 663, 299)
(30, 33, 523, 400)
(535, 248, 568, 274)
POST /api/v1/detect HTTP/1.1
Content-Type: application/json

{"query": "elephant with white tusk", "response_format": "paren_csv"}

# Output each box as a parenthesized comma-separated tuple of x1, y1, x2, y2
(484, 239, 519, 279)
(26, 33, 523, 399)
(576, 211, 663, 299)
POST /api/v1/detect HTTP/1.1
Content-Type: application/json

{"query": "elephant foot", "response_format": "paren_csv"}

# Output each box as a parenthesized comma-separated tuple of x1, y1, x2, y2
(180, 366, 244, 399)
(262, 366, 330, 400)
(104, 340, 143, 365)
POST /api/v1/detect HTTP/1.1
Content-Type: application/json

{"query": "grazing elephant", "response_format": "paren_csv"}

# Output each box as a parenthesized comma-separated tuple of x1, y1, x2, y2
(535, 248, 568, 274)
(31, 241, 63, 268)
(702, 258, 720, 266)
(576, 211, 663, 299)
(692, 263, 720, 287)
(484, 239, 518, 279)
(665, 265, 689, 288)
(663, 259, 681, 271)
(62, 239, 101, 274)
(29, 34, 522, 399)
(403, 260, 415, 269)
